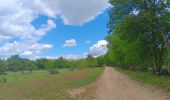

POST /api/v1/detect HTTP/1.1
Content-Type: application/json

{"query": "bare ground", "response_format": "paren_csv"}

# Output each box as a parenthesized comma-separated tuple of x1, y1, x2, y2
(70, 67, 170, 100)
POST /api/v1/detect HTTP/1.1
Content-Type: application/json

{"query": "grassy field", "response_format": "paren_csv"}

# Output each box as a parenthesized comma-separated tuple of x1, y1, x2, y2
(118, 68, 170, 92)
(0, 67, 103, 100)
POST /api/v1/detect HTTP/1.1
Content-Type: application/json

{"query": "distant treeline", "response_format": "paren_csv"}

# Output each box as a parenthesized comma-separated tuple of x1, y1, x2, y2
(105, 0, 170, 75)
(0, 55, 105, 75)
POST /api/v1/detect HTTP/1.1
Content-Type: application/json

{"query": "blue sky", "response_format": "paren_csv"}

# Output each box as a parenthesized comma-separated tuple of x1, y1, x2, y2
(0, 0, 109, 59)
(35, 12, 108, 58)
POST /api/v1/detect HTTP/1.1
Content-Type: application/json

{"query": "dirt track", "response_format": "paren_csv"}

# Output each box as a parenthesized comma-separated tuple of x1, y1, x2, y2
(94, 67, 170, 100)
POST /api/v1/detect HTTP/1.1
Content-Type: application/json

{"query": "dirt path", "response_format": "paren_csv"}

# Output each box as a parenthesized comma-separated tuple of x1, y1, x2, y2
(95, 67, 170, 100)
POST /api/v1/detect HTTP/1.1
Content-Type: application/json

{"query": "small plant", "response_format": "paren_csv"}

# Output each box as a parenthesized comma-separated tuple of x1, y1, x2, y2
(69, 67, 75, 71)
(14, 74, 18, 82)
(0, 77, 7, 83)
(21, 71, 32, 74)
(48, 69, 59, 75)
(15, 76, 18, 81)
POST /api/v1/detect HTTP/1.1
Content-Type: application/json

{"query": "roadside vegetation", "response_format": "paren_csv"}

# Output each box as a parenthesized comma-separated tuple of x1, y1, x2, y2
(102, 0, 170, 91)
(105, 0, 170, 74)
(118, 68, 170, 91)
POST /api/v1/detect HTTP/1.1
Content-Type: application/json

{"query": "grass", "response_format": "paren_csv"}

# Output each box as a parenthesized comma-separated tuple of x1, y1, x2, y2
(118, 68, 170, 92)
(0, 67, 103, 100)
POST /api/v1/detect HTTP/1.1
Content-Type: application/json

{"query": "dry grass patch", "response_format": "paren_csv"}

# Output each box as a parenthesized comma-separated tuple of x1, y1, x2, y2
(0, 68, 103, 100)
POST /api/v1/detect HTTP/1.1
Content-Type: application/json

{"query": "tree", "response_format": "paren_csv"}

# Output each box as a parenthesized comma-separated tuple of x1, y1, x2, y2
(21, 59, 37, 71)
(36, 58, 47, 69)
(54, 57, 69, 68)
(45, 59, 55, 70)
(96, 55, 105, 67)
(85, 54, 97, 67)
(0, 60, 6, 75)
(108, 0, 170, 74)
(6, 55, 23, 72)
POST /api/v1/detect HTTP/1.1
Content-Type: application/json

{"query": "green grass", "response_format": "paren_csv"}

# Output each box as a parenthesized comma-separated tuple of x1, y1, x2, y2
(0, 67, 103, 100)
(118, 68, 170, 92)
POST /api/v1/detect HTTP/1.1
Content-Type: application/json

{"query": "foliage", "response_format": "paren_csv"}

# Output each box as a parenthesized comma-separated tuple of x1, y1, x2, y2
(54, 57, 69, 68)
(0, 60, 6, 75)
(0, 53, 103, 75)
(6, 55, 37, 72)
(45, 59, 55, 69)
(107, 0, 170, 74)
(36, 58, 47, 69)
(119, 68, 170, 91)
(85, 54, 98, 67)
(48, 68, 60, 74)
(0, 77, 7, 83)
(6, 55, 23, 72)
(96, 55, 105, 67)
(21, 59, 37, 71)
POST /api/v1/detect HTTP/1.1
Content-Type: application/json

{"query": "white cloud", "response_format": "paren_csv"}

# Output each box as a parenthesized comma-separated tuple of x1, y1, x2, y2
(35, 19, 56, 37)
(0, 41, 53, 59)
(0, 0, 109, 59)
(21, 51, 33, 56)
(63, 54, 79, 60)
(22, 0, 109, 25)
(58, 0, 109, 25)
(62, 39, 77, 47)
(88, 40, 108, 57)
(43, 56, 59, 60)
(36, 54, 79, 60)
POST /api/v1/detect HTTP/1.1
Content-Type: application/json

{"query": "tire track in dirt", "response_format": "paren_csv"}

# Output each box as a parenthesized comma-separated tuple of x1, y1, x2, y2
(70, 67, 170, 100)
(95, 67, 170, 100)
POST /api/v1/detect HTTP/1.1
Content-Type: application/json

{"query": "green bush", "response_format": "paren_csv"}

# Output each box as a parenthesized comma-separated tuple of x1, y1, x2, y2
(0, 77, 7, 83)
(21, 71, 32, 74)
(69, 67, 75, 71)
(48, 69, 60, 75)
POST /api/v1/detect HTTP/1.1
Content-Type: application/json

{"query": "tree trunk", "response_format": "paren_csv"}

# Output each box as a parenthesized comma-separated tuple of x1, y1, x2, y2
(152, 65, 156, 74)
(167, 45, 170, 74)
(162, 33, 170, 75)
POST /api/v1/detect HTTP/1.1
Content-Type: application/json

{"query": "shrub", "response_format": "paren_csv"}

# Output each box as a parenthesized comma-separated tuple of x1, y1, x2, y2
(48, 69, 59, 75)
(0, 77, 7, 83)
(69, 67, 75, 71)
(21, 71, 32, 74)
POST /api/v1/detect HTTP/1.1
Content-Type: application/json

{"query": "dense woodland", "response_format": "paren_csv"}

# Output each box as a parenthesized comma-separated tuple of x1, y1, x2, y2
(105, 0, 170, 75)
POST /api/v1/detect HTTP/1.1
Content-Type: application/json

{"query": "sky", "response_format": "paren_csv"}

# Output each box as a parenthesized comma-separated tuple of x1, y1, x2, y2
(0, 0, 110, 59)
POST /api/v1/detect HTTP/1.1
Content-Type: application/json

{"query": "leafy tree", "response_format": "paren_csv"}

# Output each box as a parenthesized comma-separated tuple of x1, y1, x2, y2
(108, 0, 170, 74)
(36, 58, 47, 69)
(21, 59, 37, 71)
(85, 54, 97, 67)
(54, 57, 69, 68)
(96, 55, 105, 67)
(45, 59, 55, 70)
(0, 60, 6, 75)
(6, 55, 23, 72)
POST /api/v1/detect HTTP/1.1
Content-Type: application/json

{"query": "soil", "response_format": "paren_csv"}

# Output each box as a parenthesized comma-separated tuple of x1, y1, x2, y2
(69, 67, 170, 100)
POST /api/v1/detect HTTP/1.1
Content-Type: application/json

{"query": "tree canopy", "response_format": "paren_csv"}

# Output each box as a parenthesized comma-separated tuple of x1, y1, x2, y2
(106, 0, 170, 74)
